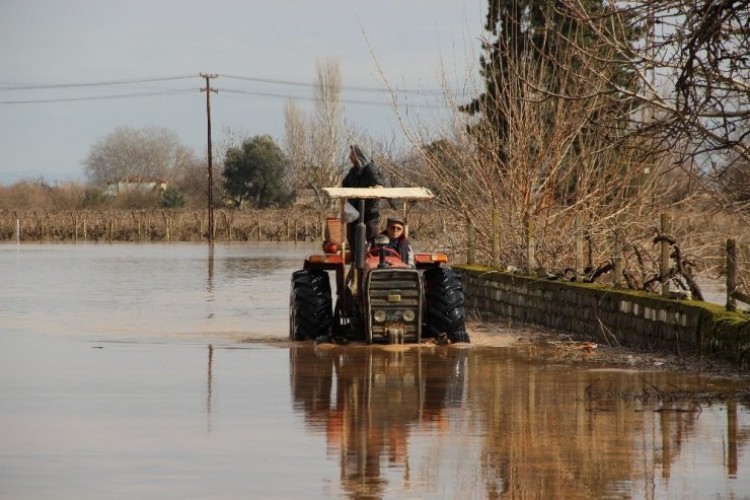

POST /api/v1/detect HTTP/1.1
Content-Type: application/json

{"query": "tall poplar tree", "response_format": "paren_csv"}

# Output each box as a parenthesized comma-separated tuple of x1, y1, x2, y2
(462, 1, 643, 169)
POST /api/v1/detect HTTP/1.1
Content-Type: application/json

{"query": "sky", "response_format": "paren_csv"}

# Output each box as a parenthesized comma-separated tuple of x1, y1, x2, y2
(0, 0, 485, 184)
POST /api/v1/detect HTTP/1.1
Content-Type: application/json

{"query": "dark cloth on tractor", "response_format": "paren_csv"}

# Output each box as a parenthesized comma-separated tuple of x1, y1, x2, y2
(342, 144, 386, 251)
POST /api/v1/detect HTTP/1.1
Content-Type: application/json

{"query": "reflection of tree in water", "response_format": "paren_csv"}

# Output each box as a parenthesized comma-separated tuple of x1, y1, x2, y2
(291, 345, 749, 497)
(290, 346, 468, 498)
(469, 346, 748, 498)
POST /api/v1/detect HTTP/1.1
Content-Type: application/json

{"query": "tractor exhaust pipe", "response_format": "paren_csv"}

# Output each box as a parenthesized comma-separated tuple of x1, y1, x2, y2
(355, 200, 366, 270)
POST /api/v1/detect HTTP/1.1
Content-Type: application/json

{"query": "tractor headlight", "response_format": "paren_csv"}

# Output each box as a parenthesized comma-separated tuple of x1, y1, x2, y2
(373, 310, 387, 323)
(402, 310, 416, 322)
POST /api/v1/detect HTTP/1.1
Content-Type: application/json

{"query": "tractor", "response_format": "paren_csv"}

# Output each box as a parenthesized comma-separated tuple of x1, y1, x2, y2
(289, 187, 470, 345)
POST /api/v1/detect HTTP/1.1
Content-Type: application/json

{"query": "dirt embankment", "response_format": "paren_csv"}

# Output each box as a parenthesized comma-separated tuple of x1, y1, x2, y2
(469, 318, 750, 383)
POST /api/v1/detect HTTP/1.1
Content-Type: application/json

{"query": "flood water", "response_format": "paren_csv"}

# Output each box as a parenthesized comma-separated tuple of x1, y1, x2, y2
(2, 242, 749, 499)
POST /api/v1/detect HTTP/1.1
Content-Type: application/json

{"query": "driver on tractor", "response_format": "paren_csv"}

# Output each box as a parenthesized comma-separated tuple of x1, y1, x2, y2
(381, 216, 414, 267)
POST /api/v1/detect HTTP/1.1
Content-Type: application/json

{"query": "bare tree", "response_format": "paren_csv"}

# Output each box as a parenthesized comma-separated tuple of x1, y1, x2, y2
(170, 145, 209, 207)
(381, 2, 694, 284)
(84, 126, 192, 187)
(347, 1, 736, 298)
(558, 0, 750, 211)
(284, 58, 346, 207)
(312, 58, 343, 185)
(284, 100, 309, 191)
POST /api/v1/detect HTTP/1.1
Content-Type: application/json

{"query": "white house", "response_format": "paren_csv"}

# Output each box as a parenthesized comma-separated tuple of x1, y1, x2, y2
(105, 178, 168, 196)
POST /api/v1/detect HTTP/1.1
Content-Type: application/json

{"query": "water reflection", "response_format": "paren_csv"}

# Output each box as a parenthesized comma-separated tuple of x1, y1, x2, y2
(470, 347, 750, 498)
(206, 344, 214, 433)
(290, 344, 750, 498)
(206, 243, 215, 296)
(2, 242, 317, 339)
(4, 243, 750, 497)
(290, 345, 468, 498)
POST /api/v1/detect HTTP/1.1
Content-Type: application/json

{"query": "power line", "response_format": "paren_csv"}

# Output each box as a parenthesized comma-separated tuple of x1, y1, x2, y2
(220, 88, 444, 108)
(0, 88, 196, 105)
(0, 72, 452, 109)
(219, 73, 442, 95)
(0, 86, 445, 109)
(0, 75, 197, 91)
(0, 73, 444, 95)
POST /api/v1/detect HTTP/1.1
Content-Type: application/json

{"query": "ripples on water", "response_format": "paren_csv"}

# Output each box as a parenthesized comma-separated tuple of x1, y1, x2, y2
(1, 242, 748, 498)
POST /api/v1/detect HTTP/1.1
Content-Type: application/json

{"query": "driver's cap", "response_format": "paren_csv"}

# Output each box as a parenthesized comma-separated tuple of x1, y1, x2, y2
(387, 216, 405, 227)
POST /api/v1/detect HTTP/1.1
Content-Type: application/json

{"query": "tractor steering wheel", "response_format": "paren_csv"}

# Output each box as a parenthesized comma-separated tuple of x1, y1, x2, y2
(368, 246, 401, 259)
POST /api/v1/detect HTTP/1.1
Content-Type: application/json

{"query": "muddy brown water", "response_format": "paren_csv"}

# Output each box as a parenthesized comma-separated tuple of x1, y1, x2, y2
(2, 242, 749, 499)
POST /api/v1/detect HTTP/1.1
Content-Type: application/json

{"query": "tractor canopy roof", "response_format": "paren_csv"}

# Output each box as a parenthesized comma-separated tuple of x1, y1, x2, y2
(323, 187, 434, 201)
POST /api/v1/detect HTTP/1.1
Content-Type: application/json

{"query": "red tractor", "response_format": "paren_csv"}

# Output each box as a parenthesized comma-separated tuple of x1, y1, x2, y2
(289, 187, 469, 345)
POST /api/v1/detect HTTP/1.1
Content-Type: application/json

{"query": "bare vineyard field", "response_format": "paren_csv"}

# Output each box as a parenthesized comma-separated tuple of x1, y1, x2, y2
(2, 207, 746, 284)
(0, 207, 459, 248)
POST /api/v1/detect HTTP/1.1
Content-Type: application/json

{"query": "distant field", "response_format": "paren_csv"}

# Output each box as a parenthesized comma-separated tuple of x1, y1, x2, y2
(0, 207, 455, 246)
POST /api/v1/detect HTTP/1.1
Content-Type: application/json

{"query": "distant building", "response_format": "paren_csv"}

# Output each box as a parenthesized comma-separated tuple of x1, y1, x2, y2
(105, 178, 167, 197)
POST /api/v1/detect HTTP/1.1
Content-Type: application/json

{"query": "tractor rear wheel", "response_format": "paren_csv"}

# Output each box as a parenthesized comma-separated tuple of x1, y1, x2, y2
(290, 269, 333, 341)
(424, 268, 470, 343)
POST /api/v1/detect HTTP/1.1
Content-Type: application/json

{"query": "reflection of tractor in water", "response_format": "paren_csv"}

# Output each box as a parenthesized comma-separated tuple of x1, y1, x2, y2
(289, 345, 469, 497)
(290, 187, 470, 344)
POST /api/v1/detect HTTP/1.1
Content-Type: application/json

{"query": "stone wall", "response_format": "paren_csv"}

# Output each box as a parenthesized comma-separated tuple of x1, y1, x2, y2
(459, 266, 750, 368)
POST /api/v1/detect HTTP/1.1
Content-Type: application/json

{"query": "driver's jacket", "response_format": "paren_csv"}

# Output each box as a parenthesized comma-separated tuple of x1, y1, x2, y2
(381, 231, 414, 267)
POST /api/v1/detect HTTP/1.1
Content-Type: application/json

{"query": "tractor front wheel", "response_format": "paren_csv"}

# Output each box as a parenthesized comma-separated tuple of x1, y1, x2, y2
(290, 269, 333, 341)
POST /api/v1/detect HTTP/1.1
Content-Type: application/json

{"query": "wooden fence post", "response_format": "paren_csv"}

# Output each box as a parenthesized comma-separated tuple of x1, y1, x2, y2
(574, 216, 584, 278)
(660, 213, 671, 297)
(613, 226, 623, 288)
(467, 222, 476, 265)
(492, 209, 501, 269)
(727, 238, 737, 312)
(527, 219, 537, 274)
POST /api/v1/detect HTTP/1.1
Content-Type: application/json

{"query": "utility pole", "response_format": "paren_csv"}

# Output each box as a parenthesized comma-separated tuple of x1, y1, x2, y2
(200, 73, 218, 243)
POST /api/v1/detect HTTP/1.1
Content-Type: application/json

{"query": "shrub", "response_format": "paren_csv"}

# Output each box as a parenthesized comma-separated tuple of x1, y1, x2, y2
(161, 186, 186, 208)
